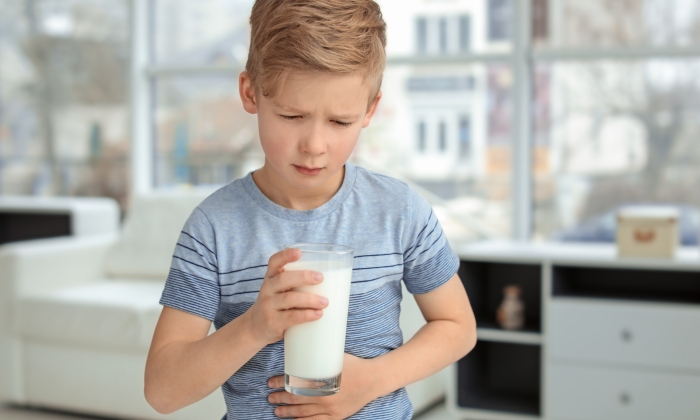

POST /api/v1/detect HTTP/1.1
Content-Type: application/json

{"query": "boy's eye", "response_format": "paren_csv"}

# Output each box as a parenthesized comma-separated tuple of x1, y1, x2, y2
(280, 115, 301, 121)
(333, 120, 352, 127)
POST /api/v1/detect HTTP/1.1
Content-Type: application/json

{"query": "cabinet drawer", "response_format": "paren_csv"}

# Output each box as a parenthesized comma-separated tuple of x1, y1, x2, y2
(546, 362, 700, 420)
(548, 299, 700, 370)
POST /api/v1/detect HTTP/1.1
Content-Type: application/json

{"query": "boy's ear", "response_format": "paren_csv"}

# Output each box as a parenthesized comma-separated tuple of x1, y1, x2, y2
(362, 91, 382, 128)
(239, 71, 258, 114)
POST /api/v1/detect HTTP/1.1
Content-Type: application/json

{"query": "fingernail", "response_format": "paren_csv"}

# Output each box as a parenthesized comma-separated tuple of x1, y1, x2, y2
(314, 309, 323, 316)
(319, 297, 329, 306)
(314, 272, 323, 282)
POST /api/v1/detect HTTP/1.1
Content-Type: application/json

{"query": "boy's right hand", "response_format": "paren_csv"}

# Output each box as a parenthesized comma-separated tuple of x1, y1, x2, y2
(243, 248, 328, 345)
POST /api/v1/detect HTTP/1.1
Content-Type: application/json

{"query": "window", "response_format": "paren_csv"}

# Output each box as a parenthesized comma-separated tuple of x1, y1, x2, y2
(459, 116, 471, 158)
(0, 0, 130, 208)
(155, 75, 260, 187)
(417, 121, 426, 152)
(439, 121, 447, 152)
(488, 0, 512, 41)
(459, 15, 471, 52)
(135, 0, 699, 243)
(151, 0, 256, 189)
(416, 17, 427, 54)
(439, 17, 448, 54)
(531, 0, 700, 243)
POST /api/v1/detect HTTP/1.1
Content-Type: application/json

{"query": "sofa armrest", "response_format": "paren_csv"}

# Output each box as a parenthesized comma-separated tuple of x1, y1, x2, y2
(0, 234, 118, 300)
(0, 234, 117, 405)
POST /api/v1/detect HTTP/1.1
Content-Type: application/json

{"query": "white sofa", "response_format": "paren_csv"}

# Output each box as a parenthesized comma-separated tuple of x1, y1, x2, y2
(0, 192, 444, 419)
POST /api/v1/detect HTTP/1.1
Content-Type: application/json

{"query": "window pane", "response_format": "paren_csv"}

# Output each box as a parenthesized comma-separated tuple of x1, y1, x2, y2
(377, 0, 513, 56)
(533, 0, 700, 49)
(0, 0, 130, 206)
(151, 1, 513, 240)
(352, 63, 513, 240)
(157, 1, 515, 62)
(533, 60, 700, 245)
(154, 0, 254, 66)
(459, 16, 472, 53)
(155, 75, 261, 187)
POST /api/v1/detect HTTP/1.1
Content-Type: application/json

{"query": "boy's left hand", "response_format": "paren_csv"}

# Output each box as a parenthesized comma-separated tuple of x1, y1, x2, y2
(267, 353, 377, 419)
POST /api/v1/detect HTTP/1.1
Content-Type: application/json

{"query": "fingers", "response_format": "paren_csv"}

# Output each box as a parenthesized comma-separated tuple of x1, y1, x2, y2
(275, 291, 328, 311)
(266, 248, 301, 278)
(268, 387, 326, 419)
(282, 308, 324, 327)
(295, 415, 333, 420)
(270, 399, 326, 419)
(271, 269, 324, 293)
(268, 390, 311, 405)
(268, 375, 284, 389)
(276, 404, 330, 419)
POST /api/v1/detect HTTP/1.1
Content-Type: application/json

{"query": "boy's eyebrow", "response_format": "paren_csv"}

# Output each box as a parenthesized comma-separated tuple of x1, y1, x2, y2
(272, 101, 360, 120)
(273, 101, 306, 114)
(329, 113, 361, 120)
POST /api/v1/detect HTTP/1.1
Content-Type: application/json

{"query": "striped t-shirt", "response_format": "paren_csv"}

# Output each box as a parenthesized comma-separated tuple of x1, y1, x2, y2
(159, 162, 460, 420)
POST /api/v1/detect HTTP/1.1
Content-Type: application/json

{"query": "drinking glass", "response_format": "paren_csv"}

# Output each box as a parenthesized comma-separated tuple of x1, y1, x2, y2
(283, 243, 354, 396)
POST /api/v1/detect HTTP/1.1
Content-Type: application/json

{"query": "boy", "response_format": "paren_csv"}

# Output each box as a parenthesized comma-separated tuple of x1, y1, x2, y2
(144, 0, 477, 419)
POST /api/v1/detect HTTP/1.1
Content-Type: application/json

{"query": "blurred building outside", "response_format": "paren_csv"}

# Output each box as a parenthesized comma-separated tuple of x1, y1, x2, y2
(0, 0, 130, 208)
(149, 0, 700, 241)
(534, 0, 700, 240)
(1, 0, 699, 242)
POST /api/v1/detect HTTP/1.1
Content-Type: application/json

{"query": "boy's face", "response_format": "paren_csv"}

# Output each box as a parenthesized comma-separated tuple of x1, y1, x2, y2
(240, 71, 380, 195)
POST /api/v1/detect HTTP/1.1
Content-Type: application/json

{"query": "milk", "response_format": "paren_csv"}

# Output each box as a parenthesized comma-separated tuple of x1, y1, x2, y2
(283, 261, 352, 379)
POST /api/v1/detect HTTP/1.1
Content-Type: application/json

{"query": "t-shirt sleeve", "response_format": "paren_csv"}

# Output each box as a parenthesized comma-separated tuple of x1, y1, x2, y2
(159, 207, 220, 321)
(402, 188, 460, 294)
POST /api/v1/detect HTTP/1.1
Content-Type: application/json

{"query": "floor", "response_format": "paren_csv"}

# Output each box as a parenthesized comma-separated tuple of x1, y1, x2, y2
(0, 402, 456, 420)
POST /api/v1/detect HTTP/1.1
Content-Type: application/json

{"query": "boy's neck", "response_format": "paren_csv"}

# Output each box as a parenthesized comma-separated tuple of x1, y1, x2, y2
(251, 162, 345, 211)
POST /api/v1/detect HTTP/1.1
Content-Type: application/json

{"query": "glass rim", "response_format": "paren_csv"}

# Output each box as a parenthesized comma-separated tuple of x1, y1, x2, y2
(284, 242, 354, 255)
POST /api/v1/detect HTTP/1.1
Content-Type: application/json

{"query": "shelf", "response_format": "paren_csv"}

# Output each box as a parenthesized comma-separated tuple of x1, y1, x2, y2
(452, 240, 700, 270)
(455, 258, 543, 418)
(460, 261, 543, 333)
(477, 327, 542, 345)
(457, 341, 541, 416)
(452, 242, 700, 420)
(553, 265, 700, 304)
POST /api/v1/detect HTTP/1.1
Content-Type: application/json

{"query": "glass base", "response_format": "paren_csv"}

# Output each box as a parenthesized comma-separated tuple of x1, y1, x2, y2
(285, 372, 342, 397)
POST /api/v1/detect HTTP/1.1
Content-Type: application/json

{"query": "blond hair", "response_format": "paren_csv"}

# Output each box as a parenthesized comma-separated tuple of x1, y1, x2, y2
(246, 0, 387, 102)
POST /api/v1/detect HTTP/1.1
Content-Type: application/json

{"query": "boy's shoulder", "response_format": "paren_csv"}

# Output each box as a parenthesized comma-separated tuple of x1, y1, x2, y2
(353, 164, 426, 208)
(189, 177, 249, 220)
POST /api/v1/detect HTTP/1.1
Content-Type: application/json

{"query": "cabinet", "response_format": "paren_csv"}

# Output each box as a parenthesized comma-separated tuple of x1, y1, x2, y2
(446, 241, 700, 420)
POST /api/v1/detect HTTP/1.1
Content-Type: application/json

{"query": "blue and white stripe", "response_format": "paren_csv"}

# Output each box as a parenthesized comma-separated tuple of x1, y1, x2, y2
(159, 163, 460, 420)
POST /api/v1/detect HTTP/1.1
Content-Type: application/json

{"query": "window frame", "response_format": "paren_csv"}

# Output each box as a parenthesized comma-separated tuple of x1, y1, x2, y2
(130, 0, 700, 241)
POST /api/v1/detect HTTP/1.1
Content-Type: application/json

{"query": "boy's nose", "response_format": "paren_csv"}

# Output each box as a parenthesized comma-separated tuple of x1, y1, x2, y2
(299, 124, 328, 156)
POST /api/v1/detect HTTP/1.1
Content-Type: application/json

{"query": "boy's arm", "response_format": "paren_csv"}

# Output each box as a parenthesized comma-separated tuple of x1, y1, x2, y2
(369, 272, 476, 396)
(144, 306, 264, 414)
(267, 273, 476, 419)
(145, 248, 329, 414)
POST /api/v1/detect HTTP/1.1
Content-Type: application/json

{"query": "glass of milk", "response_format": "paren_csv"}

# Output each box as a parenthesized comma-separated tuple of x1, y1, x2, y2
(283, 243, 353, 396)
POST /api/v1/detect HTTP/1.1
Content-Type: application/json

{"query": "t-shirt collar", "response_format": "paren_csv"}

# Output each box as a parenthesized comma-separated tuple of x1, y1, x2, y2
(242, 162, 357, 221)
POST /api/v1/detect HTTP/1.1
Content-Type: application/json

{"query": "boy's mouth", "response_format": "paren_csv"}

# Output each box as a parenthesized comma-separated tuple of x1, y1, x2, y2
(293, 165, 323, 176)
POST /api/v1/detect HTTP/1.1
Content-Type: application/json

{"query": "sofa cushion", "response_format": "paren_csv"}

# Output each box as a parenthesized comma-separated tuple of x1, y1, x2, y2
(14, 280, 165, 352)
(104, 191, 214, 280)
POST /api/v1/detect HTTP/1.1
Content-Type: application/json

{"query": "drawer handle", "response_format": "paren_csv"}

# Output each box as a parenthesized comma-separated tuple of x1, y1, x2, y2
(634, 229, 655, 243)
(619, 392, 632, 406)
(620, 329, 634, 343)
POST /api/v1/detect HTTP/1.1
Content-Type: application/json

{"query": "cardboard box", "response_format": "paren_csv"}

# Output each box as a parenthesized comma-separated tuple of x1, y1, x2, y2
(617, 206, 679, 258)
